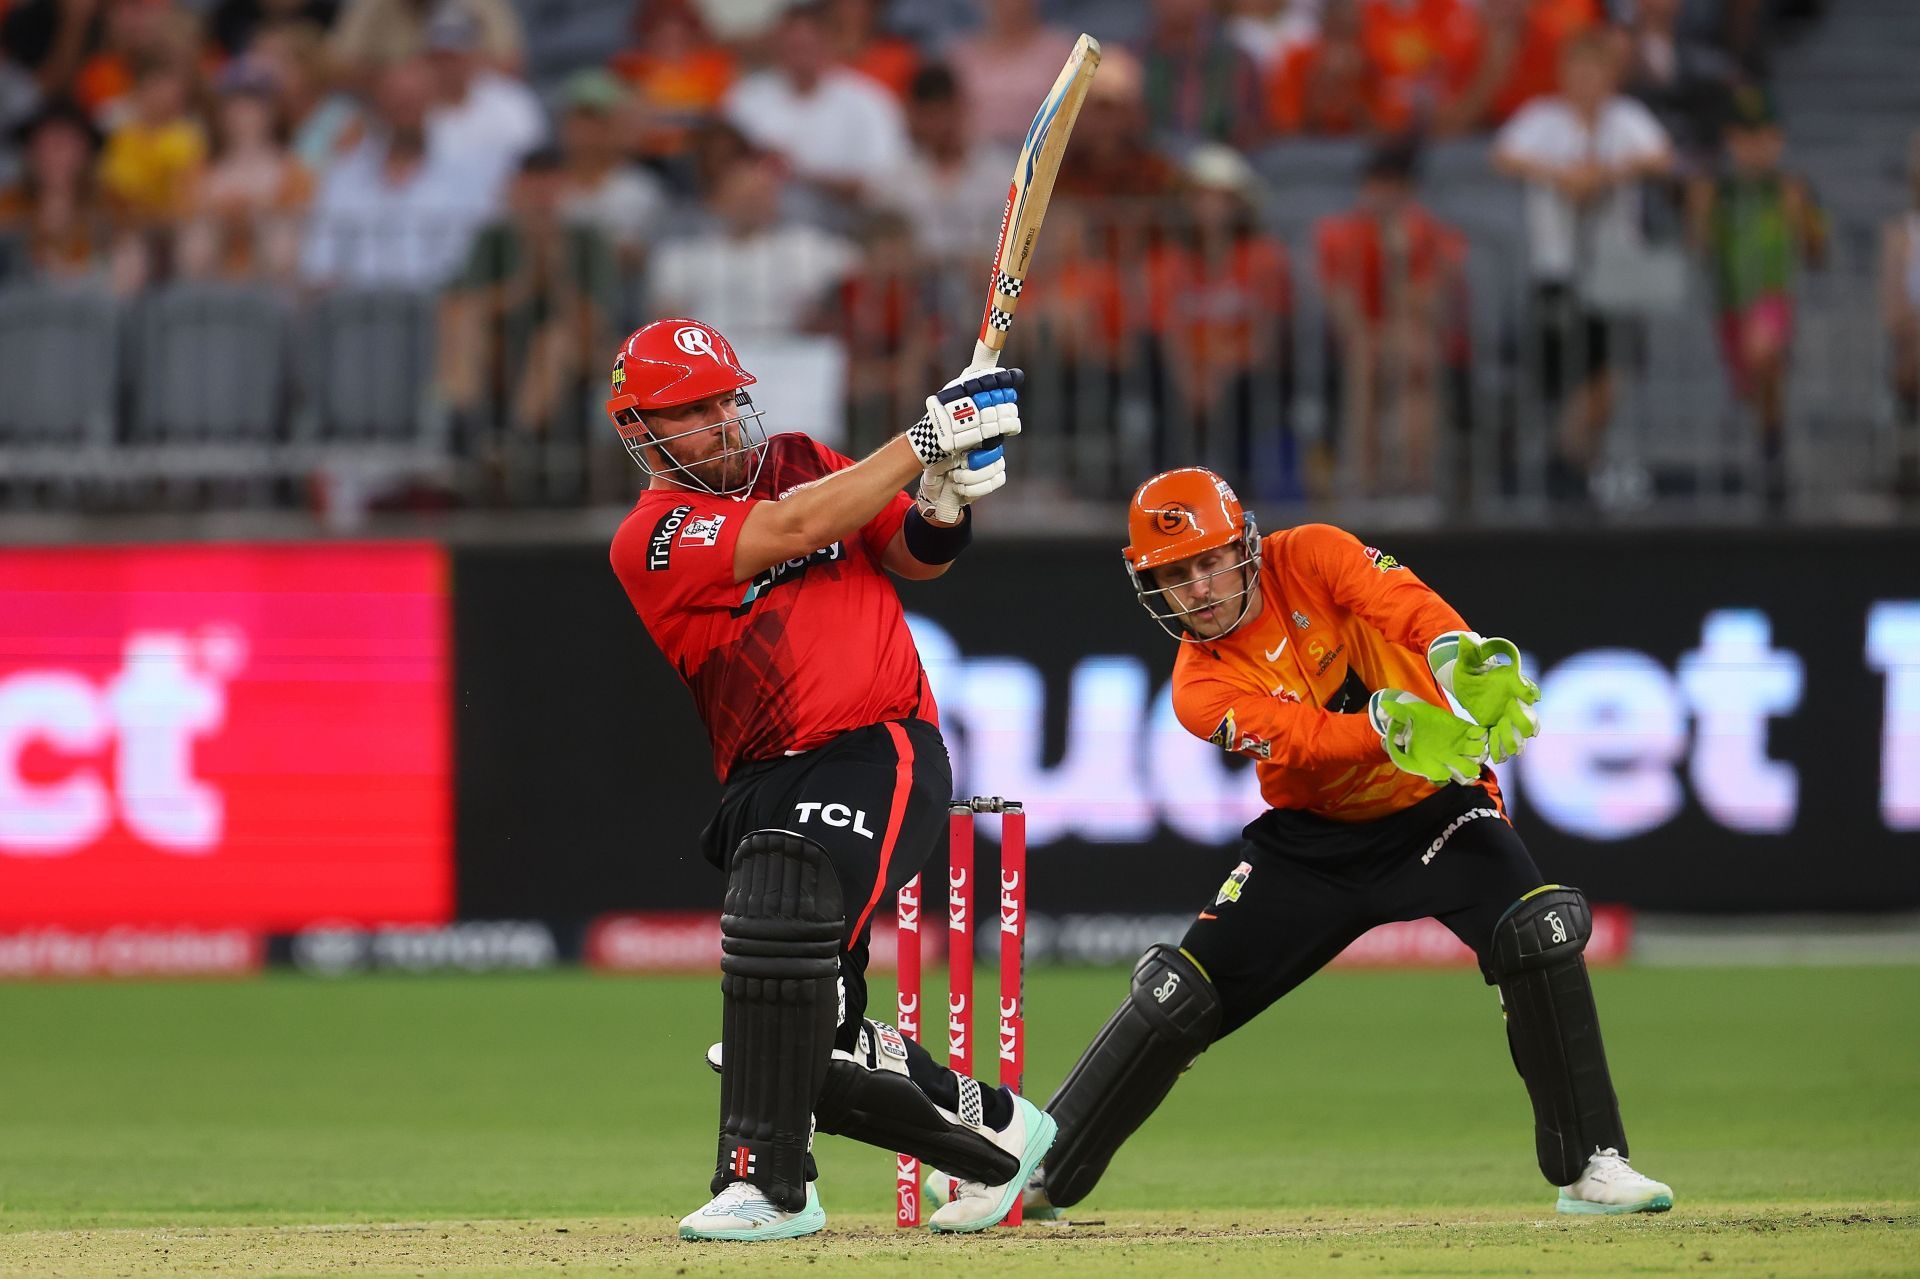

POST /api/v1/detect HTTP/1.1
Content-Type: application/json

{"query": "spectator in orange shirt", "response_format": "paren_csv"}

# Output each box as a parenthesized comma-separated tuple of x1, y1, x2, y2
(1449, 0, 1602, 130)
(1139, 0, 1265, 150)
(823, 0, 919, 100)
(1359, 0, 1480, 134)
(1019, 197, 1135, 494)
(1316, 139, 1468, 497)
(1269, 0, 1380, 136)
(610, 0, 735, 161)
(1144, 145, 1294, 492)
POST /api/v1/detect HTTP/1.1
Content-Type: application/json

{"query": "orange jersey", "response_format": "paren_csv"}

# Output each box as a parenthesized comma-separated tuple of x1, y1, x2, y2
(1169, 523, 1470, 821)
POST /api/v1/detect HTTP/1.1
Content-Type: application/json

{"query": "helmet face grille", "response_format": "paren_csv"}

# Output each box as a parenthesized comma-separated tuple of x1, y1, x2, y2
(617, 392, 770, 497)
(1127, 512, 1261, 643)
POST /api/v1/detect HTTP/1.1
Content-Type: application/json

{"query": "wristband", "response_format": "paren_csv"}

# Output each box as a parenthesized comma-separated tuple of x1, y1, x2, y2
(903, 504, 973, 565)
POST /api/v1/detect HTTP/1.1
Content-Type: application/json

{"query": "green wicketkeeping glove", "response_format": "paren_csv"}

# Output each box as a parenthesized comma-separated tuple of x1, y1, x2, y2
(1427, 631, 1541, 764)
(1368, 689, 1489, 785)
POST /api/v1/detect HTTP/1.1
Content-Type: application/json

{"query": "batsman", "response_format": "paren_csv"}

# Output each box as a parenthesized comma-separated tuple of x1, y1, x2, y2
(605, 317, 1055, 1241)
(939, 466, 1673, 1218)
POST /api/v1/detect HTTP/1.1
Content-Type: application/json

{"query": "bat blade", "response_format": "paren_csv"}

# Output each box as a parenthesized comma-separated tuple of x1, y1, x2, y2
(972, 32, 1102, 369)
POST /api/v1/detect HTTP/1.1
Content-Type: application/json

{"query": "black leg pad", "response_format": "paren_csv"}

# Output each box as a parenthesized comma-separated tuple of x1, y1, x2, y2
(1041, 944, 1221, 1208)
(711, 829, 845, 1211)
(1490, 885, 1628, 1186)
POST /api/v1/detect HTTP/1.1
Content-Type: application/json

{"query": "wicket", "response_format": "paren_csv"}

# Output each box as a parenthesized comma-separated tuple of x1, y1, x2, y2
(895, 796, 1027, 1227)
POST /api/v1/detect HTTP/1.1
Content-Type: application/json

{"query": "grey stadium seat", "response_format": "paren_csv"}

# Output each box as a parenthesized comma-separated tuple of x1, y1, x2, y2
(125, 283, 290, 480)
(0, 285, 118, 477)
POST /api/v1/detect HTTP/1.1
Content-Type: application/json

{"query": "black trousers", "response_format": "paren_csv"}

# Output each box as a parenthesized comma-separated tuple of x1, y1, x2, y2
(1180, 781, 1541, 1040)
(702, 717, 951, 1052)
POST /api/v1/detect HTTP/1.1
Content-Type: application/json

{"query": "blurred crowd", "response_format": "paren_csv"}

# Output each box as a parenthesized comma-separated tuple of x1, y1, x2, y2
(2, 0, 1911, 513)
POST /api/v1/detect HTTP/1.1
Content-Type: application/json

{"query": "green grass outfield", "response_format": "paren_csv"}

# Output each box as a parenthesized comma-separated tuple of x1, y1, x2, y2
(1, 965, 1915, 1276)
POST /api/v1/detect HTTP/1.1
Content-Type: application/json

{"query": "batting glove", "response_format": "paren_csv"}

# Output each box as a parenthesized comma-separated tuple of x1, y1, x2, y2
(1427, 631, 1541, 764)
(917, 445, 1008, 515)
(1368, 689, 1488, 785)
(906, 367, 1023, 467)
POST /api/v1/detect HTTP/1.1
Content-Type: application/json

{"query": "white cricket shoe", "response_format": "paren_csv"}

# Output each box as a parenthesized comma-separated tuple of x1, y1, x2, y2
(927, 1095, 1059, 1233)
(678, 1180, 826, 1241)
(1556, 1148, 1674, 1215)
(926, 1164, 1061, 1221)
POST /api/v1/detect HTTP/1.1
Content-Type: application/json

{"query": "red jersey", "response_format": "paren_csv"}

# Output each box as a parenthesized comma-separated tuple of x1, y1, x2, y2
(610, 433, 936, 781)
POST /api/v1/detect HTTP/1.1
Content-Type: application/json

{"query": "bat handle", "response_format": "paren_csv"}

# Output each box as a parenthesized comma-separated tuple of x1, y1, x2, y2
(932, 347, 1010, 523)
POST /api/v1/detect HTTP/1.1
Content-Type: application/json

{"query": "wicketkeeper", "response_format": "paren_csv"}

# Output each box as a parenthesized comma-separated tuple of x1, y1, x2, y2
(934, 465, 1673, 1219)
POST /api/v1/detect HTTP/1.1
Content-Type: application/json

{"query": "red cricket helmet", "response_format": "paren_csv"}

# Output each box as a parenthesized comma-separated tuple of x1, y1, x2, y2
(605, 317, 769, 494)
(606, 317, 756, 418)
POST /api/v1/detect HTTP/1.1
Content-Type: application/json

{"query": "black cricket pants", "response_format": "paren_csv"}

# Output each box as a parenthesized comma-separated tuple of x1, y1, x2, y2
(702, 716, 950, 1053)
(1180, 781, 1543, 1040)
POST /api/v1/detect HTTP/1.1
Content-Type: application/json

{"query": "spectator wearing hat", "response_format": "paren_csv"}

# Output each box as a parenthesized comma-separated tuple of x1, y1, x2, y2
(554, 67, 664, 268)
(609, 0, 736, 163)
(1143, 144, 1294, 491)
(330, 0, 523, 79)
(178, 56, 312, 280)
(300, 56, 493, 289)
(1316, 139, 1469, 497)
(422, 0, 544, 199)
(1139, 0, 1265, 150)
(1687, 84, 1824, 508)
(722, 0, 907, 208)
(0, 97, 113, 285)
(439, 144, 620, 499)
(943, 0, 1076, 148)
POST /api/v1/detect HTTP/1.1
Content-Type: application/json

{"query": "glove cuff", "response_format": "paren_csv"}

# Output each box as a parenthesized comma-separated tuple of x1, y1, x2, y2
(1426, 630, 1480, 692)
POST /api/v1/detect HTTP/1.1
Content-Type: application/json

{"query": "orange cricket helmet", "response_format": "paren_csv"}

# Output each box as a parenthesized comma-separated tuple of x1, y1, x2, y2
(1122, 467, 1262, 641)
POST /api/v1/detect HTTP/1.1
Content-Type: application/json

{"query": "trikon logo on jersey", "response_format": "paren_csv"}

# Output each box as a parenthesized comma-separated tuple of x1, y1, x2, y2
(647, 504, 694, 571)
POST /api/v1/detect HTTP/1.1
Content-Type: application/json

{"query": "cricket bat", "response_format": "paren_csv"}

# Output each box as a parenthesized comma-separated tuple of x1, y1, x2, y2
(934, 32, 1101, 521)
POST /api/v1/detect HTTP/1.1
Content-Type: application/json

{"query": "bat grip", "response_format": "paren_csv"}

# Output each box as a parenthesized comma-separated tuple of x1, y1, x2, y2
(932, 348, 1008, 523)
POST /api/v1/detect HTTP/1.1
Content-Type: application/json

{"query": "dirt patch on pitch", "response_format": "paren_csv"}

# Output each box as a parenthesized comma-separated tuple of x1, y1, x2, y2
(4, 1205, 1913, 1278)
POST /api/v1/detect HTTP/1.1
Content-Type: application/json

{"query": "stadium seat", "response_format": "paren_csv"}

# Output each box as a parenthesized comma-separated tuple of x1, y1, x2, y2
(0, 284, 119, 491)
(125, 283, 289, 484)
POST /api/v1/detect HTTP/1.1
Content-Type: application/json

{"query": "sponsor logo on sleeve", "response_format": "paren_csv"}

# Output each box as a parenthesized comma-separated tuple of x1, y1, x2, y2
(647, 504, 695, 571)
(1207, 709, 1237, 751)
(1363, 545, 1403, 572)
(679, 514, 726, 547)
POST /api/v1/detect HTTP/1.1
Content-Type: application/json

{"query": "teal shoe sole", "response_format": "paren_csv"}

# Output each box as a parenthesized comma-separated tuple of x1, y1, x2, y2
(929, 1100, 1059, 1234)
(1556, 1190, 1673, 1216)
